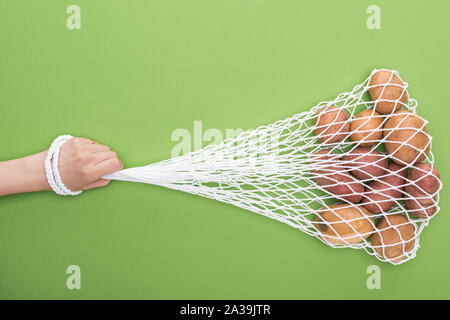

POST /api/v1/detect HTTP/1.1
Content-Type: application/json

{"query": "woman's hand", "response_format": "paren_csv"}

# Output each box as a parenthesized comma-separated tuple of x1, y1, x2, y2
(58, 137, 123, 191)
(0, 137, 123, 196)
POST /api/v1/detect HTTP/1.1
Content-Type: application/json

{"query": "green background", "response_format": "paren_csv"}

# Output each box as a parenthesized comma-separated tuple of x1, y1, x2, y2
(0, 0, 449, 299)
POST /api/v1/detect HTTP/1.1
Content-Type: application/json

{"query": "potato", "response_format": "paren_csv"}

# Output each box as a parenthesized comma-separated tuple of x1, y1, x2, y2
(314, 203, 374, 245)
(341, 147, 388, 181)
(314, 105, 350, 143)
(309, 149, 335, 172)
(383, 110, 430, 165)
(406, 163, 440, 194)
(368, 70, 407, 114)
(310, 149, 364, 203)
(405, 196, 437, 219)
(405, 163, 441, 218)
(350, 109, 383, 147)
(362, 163, 407, 214)
(370, 214, 416, 263)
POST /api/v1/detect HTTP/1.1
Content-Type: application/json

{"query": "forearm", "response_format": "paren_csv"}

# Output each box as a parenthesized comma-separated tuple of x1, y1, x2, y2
(0, 151, 51, 196)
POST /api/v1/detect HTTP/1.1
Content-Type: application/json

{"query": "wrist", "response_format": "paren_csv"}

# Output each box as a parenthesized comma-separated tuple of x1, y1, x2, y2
(23, 151, 52, 192)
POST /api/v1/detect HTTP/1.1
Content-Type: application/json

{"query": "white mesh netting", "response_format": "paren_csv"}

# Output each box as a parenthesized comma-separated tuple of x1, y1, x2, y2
(105, 69, 442, 265)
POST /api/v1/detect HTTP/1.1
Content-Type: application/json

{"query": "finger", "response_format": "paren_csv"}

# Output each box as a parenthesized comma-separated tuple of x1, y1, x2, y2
(92, 157, 123, 179)
(92, 151, 118, 165)
(82, 178, 111, 190)
(73, 137, 96, 145)
(85, 143, 111, 153)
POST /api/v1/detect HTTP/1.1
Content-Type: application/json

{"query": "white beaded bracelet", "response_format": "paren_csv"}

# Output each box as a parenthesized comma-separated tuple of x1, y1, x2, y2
(44, 135, 82, 196)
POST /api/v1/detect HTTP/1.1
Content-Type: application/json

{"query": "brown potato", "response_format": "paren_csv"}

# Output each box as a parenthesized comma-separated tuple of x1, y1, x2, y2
(383, 110, 430, 165)
(368, 70, 407, 114)
(362, 163, 407, 214)
(314, 204, 374, 245)
(341, 147, 388, 181)
(370, 214, 416, 263)
(314, 105, 350, 143)
(405, 163, 441, 218)
(310, 149, 364, 203)
(350, 109, 383, 147)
